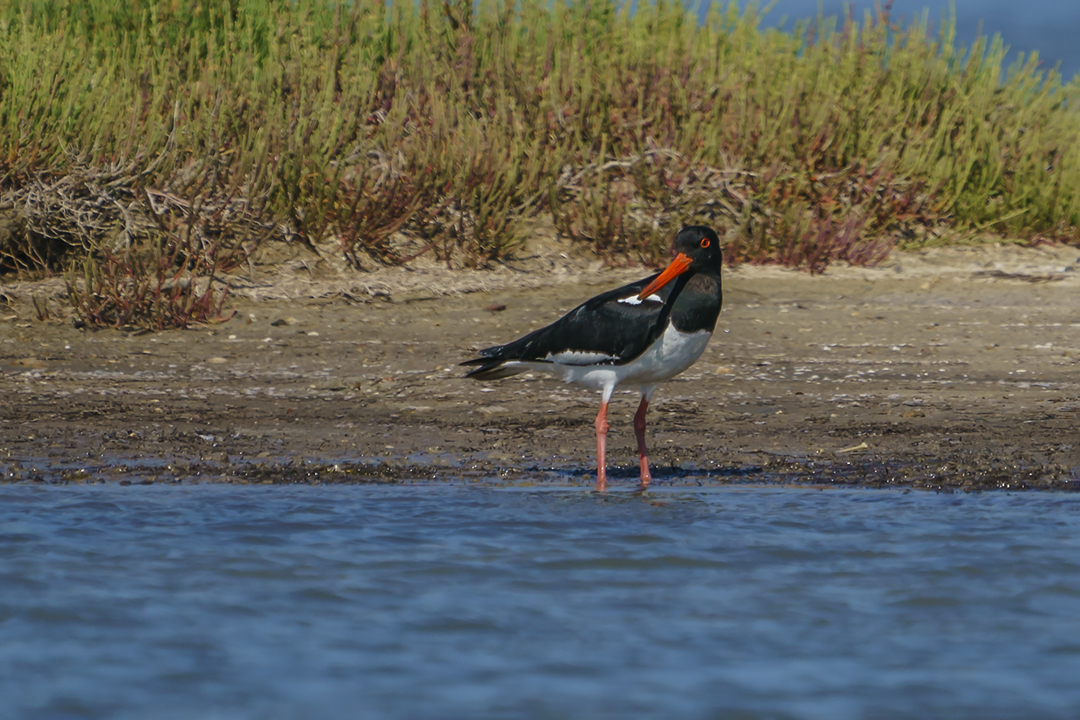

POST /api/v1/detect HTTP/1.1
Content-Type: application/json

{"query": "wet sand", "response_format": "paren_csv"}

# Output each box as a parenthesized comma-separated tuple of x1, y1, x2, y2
(2, 244, 1079, 489)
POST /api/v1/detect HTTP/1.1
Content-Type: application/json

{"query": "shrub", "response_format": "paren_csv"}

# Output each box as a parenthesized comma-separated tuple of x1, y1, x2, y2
(0, 0, 1077, 326)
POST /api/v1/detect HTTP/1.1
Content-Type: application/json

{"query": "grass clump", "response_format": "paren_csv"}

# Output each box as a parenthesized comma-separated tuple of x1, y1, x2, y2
(0, 0, 1078, 327)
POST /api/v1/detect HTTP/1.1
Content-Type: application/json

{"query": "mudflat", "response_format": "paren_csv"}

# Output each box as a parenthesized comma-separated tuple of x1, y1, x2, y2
(2, 243, 1079, 489)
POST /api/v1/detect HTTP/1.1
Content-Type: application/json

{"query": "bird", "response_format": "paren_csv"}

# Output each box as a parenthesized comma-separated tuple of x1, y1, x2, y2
(461, 225, 724, 491)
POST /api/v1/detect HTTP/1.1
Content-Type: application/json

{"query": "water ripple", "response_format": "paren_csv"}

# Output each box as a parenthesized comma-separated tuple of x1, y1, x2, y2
(1, 485, 1079, 719)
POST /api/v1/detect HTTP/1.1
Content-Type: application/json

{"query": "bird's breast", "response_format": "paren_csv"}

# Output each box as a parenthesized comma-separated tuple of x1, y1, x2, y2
(618, 323, 712, 384)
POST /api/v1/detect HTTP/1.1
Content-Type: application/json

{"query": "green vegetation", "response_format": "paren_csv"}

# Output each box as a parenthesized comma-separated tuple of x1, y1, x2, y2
(1, 0, 1078, 327)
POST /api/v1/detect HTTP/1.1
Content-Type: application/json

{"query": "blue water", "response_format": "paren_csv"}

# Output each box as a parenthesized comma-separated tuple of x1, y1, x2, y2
(3, 485, 1080, 719)
(735, 0, 1080, 81)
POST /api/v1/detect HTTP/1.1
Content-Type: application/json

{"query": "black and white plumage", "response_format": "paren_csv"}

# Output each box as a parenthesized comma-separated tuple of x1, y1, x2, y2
(461, 226, 724, 491)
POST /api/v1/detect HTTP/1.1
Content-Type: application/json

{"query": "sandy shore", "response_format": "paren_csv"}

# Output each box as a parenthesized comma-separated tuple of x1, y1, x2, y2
(2, 241, 1079, 489)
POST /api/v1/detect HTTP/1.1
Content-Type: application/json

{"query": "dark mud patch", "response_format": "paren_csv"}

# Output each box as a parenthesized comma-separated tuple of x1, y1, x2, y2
(3, 450, 1077, 492)
(762, 453, 1080, 492)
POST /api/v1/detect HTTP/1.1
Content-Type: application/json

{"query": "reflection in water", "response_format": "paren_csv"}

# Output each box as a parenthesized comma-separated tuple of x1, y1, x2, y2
(2, 485, 1080, 719)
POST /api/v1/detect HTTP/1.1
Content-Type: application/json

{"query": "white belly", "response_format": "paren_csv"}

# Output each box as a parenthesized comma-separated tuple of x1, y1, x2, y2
(615, 326, 712, 385)
(515, 326, 712, 396)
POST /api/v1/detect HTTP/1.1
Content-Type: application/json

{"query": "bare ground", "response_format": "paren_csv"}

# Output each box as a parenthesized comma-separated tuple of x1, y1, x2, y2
(2, 239, 1079, 490)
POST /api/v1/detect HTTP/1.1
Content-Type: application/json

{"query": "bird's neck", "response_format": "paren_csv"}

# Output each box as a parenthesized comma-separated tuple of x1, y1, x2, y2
(669, 272, 723, 333)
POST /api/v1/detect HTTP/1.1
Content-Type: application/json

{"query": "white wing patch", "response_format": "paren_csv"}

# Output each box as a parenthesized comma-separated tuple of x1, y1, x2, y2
(544, 350, 619, 365)
(617, 294, 662, 306)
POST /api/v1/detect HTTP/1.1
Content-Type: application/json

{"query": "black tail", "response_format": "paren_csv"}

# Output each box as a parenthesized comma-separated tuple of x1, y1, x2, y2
(462, 324, 552, 380)
(459, 360, 514, 380)
(462, 338, 537, 380)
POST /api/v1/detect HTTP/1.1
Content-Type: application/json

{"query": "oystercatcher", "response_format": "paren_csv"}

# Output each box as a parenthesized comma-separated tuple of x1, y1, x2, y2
(462, 226, 723, 491)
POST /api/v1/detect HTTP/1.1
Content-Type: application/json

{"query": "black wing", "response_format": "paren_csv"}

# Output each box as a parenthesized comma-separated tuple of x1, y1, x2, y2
(462, 272, 686, 378)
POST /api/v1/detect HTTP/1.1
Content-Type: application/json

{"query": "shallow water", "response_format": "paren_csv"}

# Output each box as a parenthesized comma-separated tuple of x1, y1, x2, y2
(2, 485, 1080, 719)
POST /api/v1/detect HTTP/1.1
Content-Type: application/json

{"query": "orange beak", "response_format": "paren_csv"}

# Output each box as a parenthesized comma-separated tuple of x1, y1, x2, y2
(637, 252, 693, 300)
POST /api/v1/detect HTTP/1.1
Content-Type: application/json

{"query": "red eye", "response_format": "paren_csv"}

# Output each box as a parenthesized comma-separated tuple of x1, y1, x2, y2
(700, 238, 710, 248)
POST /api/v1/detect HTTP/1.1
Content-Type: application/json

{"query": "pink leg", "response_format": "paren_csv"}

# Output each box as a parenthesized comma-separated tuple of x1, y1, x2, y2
(634, 396, 652, 489)
(595, 401, 609, 492)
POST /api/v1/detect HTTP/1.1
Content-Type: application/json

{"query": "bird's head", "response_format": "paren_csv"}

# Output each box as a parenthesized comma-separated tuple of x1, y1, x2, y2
(637, 226, 721, 300)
